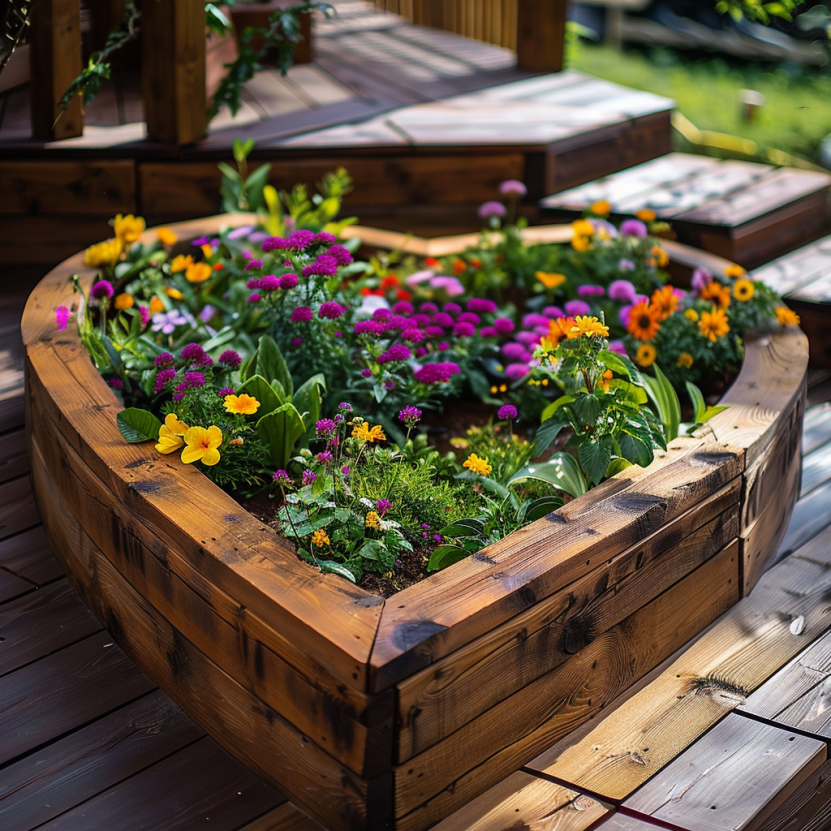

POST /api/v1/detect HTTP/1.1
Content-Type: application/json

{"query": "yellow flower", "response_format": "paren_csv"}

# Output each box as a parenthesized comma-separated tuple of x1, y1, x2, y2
(84, 239, 122, 269)
(157, 227, 177, 246)
(114, 293, 134, 311)
(224, 394, 260, 415)
(365, 511, 381, 530)
(650, 285, 679, 321)
(463, 453, 492, 477)
(651, 246, 669, 268)
(113, 214, 145, 245)
(733, 279, 755, 302)
(572, 219, 594, 237)
(572, 235, 591, 252)
(165, 287, 184, 300)
(311, 529, 330, 547)
(775, 306, 800, 327)
(200, 244, 214, 261)
(684, 309, 699, 322)
(181, 425, 223, 466)
(186, 262, 212, 284)
(635, 343, 657, 368)
(450, 437, 469, 449)
(698, 307, 730, 342)
(700, 281, 731, 309)
(724, 264, 746, 279)
(591, 199, 611, 216)
(149, 296, 165, 314)
(352, 423, 386, 443)
(568, 315, 609, 339)
(536, 271, 567, 290)
(499, 384, 507, 393)
(155, 413, 189, 455)
(170, 254, 193, 273)
(677, 352, 694, 368)
(636, 208, 656, 222)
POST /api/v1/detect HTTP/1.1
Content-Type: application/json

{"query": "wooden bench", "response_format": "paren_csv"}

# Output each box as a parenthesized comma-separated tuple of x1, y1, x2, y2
(540, 152, 831, 269)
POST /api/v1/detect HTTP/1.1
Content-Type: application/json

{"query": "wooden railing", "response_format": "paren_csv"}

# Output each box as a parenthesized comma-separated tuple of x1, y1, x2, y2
(371, 0, 568, 71)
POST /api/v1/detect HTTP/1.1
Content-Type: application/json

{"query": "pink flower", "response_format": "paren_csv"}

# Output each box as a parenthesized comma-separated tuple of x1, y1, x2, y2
(55, 306, 71, 331)
(499, 180, 527, 197)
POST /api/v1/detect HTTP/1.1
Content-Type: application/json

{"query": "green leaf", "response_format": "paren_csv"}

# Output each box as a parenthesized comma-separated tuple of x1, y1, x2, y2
(522, 495, 563, 522)
(607, 378, 648, 405)
(255, 402, 306, 469)
(318, 560, 356, 583)
(571, 394, 601, 428)
(439, 523, 482, 538)
(241, 346, 258, 381)
(579, 436, 613, 486)
(597, 350, 631, 377)
(685, 381, 707, 423)
(357, 539, 387, 561)
(605, 458, 633, 478)
(293, 373, 326, 424)
(534, 416, 567, 456)
(257, 335, 293, 397)
(233, 138, 255, 164)
(236, 374, 284, 416)
(618, 430, 654, 468)
(427, 544, 470, 572)
(540, 394, 574, 423)
(645, 364, 681, 442)
(509, 453, 588, 499)
(702, 405, 729, 422)
(117, 408, 162, 443)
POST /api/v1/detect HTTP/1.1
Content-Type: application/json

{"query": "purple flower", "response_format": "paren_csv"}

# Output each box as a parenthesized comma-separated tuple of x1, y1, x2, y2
(108, 378, 124, 390)
(420, 302, 438, 314)
(55, 306, 71, 331)
(291, 306, 313, 323)
(478, 201, 506, 219)
(317, 450, 334, 464)
(219, 349, 242, 369)
(425, 326, 444, 338)
(398, 405, 422, 427)
(480, 326, 497, 337)
(328, 245, 353, 266)
(246, 278, 262, 290)
(578, 284, 603, 298)
(493, 317, 514, 334)
(432, 312, 454, 328)
(172, 393, 184, 403)
(505, 363, 530, 380)
(354, 320, 385, 337)
(245, 259, 263, 271)
(467, 298, 498, 314)
(219, 387, 235, 396)
(620, 219, 648, 238)
(181, 343, 207, 363)
(619, 305, 633, 328)
(319, 301, 346, 320)
(453, 322, 475, 337)
(502, 342, 526, 361)
(543, 306, 565, 319)
(190, 236, 210, 247)
(416, 347, 428, 357)
(392, 301, 414, 316)
(154, 368, 177, 392)
(619, 259, 636, 272)
(184, 371, 205, 388)
(401, 329, 425, 343)
(228, 226, 253, 240)
(303, 255, 339, 278)
(248, 293, 262, 303)
(523, 313, 549, 329)
(498, 404, 518, 420)
(291, 337, 302, 347)
(361, 368, 372, 377)
(516, 332, 540, 346)
(378, 344, 411, 364)
(691, 268, 713, 294)
(248, 231, 270, 244)
(199, 305, 217, 323)
(564, 299, 591, 317)
(154, 352, 175, 368)
(341, 466, 350, 477)
(91, 280, 114, 301)
(288, 230, 315, 250)
(262, 237, 289, 252)
(458, 312, 481, 325)
(259, 274, 281, 292)
(386, 315, 410, 331)
(139, 306, 150, 327)
(279, 273, 299, 290)
(152, 310, 187, 334)
(499, 179, 527, 197)
(443, 303, 462, 316)
(273, 470, 291, 484)
(437, 341, 450, 351)
(338, 402, 352, 412)
(413, 362, 461, 384)
(608, 279, 637, 304)
(302, 470, 316, 486)
(316, 418, 337, 438)
(315, 232, 337, 246)
(609, 339, 627, 356)
(376, 498, 393, 517)
(384, 379, 396, 390)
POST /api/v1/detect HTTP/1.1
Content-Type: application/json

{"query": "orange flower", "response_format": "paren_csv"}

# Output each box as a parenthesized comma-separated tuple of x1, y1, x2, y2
(627, 301, 661, 342)
(700, 281, 731, 309)
(650, 247, 669, 268)
(200, 243, 214, 261)
(114, 293, 134, 311)
(572, 235, 591, 252)
(775, 306, 800, 326)
(185, 262, 212, 284)
(170, 254, 193, 274)
(698, 307, 730, 342)
(591, 200, 611, 216)
(650, 285, 679, 321)
(546, 316, 575, 346)
(636, 209, 656, 222)
(536, 271, 567, 290)
(453, 260, 467, 275)
(424, 257, 440, 267)
(149, 296, 165, 314)
(733, 279, 755, 302)
(635, 344, 657, 368)
(157, 227, 177, 246)
(724, 264, 746, 279)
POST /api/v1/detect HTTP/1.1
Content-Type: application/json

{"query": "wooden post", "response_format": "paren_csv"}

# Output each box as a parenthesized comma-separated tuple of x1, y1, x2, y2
(141, 0, 207, 145)
(28, 0, 84, 140)
(515, 0, 567, 72)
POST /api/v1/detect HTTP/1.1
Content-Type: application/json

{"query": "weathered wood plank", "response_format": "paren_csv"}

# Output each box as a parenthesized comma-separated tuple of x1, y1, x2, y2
(0, 526, 63, 586)
(0, 427, 30, 484)
(430, 771, 608, 831)
(526, 534, 831, 803)
(238, 803, 325, 831)
(0, 631, 156, 765)
(0, 569, 31, 605)
(393, 544, 739, 829)
(0, 577, 100, 675)
(778, 478, 831, 559)
(0, 476, 40, 543)
(624, 713, 826, 831)
(751, 759, 831, 831)
(801, 439, 831, 496)
(0, 690, 205, 830)
(396, 482, 739, 760)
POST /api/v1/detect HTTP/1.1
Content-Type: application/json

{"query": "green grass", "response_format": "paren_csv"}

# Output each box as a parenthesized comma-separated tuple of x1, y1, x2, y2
(570, 44, 831, 165)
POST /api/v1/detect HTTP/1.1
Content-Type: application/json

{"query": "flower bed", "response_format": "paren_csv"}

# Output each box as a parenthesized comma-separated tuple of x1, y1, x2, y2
(23, 213, 807, 831)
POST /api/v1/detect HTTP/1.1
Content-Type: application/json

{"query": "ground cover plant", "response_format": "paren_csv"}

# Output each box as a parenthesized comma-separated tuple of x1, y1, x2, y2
(57, 171, 801, 596)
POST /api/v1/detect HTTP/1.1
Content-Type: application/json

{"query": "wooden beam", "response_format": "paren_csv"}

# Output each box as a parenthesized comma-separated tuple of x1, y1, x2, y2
(28, 0, 84, 140)
(141, 0, 207, 145)
(515, 0, 567, 72)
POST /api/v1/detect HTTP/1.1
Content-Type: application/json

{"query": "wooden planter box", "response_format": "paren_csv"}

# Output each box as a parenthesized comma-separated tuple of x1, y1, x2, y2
(22, 214, 808, 831)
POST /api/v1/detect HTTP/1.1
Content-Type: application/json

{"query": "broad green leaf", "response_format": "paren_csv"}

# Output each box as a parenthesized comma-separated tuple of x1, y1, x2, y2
(618, 430, 654, 468)
(356, 539, 387, 561)
(571, 394, 601, 428)
(509, 453, 588, 499)
(686, 381, 707, 423)
(579, 436, 613, 486)
(533, 416, 566, 456)
(540, 395, 574, 423)
(236, 375, 284, 416)
(293, 373, 326, 424)
(318, 561, 356, 583)
(427, 544, 470, 572)
(439, 523, 482, 538)
(607, 378, 648, 405)
(241, 346, 258, 381)
(645, 364, 681, 442)
(255, 402, 306, 469)
(702, 404, 729, 422)
(597, 350, 631, 377)
(257, 334, 293, 397)
(522, 496, 562, 522)
(605, 458, 633, 478)
(117, 408, 162, 443)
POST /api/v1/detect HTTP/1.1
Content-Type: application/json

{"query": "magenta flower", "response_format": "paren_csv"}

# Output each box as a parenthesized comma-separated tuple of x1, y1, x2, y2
(413, 362, 461, 384)
(402, 329, 425, 343)
(219, 387, 235, 396)
(443, 303, 462, 316)
(315, 232, 337, 245)
(691, 268, 713, 294)
(291, 306, 313, 323)
(378, 344, 411, 364)
(458, 312, 481, 325)
(376, 498, 393, 517)
(505, 363, 530, 380)
(91, 280, 114, 301)
(55, 306, 71, 331)
(108, 378, 124, 390)
(184, 371, 205, 388)
(453, 322, 475, 337)
(288, 230, 315, 250)
(301, 470, 316, 486)
(467, 298, 497, 314)
(543, 306, 565, 319)
(478, 201, 506, 219)
(245, 259, 263, 271)
(609, 339, 627, 356)
(361, 369, 372, 377)
(620, 219, 648, 238)
(181, 343, 206, 362)
(317, 450, 334, 464)
(316, 418, 337, 438)
(328, 245, 353, 266)
(139, 306, 150, 327)
(499, 179, 527, 197)
(432, 312, 454, 328)
(608, 280, 637, 304)
(564, 299, 591, 317)
(259, 275, 281, 292)
(498, 404, 518, 420)
(303, 255, 338, 278)
(480, 326, 497, 337)
(154, 368, 176, 393)
(398, 405, 422, 427)
(154, 352, 175, 368)
(279, 273, 299, 290)
(354, 320, 385, 337)
(392, 301, 414, 315)
(319, 301, 346, 320)
(494, 317, 514, 334)
(248, 293, 262, 303)
(502, 342, 526, 361)
(262, 237, 289, 252)
(273, 470, 291, 484)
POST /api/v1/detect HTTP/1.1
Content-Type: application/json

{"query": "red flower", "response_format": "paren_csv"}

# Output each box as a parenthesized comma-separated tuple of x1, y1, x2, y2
(380, 275, 400, 289)
(360, 287, 373, 296)
(213, 263, 224, 271)
(453, 260, 466, 275)
(470, 258, 482, 269)
(396, 289, 413, 301)
(424, 257, 440, 267)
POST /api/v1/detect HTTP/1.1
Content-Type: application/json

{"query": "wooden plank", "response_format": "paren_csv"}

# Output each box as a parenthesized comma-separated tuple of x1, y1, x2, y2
(624, 713, 826, 830)
(0, 631, 156, 765)
(590, 818, 658, 831)
(0, 476, 39, 543)
(395, 482, 740, 760)
(393, 544, 739, 830)
(526, 532, 831, 803)
(751, 235, 831, 298)
(801, 440, 831, 496)
(0, 577, 101, 675)
(370, 435, 742, 692)
(27, 0, 84, 140)
(0, 690, 206, 830)
(237, 803, 324, 831)
(752, 759, 831, 831)
(29, 445, 391, 831)
(430, 771, 607, 831)
(36, 737, 283, 831)
(0, 569, 31, 605)
(803, 404, 831, 455)
(0, 161, 137, 216)
(0, 526, 64, 586)
(0, 427, 30, 484)
(778, 479, 831, 559)
(141, 0, 207, 144)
